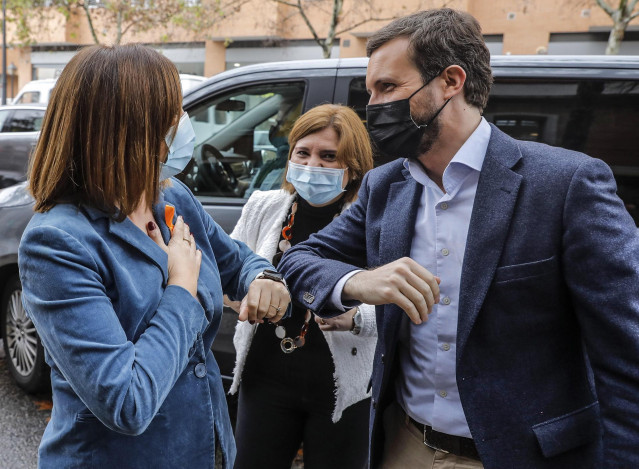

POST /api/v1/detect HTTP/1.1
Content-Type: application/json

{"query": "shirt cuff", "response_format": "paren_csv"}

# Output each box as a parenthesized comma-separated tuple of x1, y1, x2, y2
(329, 270, 363, 311)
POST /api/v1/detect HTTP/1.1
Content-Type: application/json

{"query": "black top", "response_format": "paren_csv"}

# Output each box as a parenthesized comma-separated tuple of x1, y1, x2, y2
(243, 194, 346, 405)
(289, 196, 344, 248)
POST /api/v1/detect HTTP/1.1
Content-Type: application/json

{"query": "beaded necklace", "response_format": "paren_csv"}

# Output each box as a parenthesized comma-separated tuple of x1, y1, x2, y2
(271, 194, 345, 353)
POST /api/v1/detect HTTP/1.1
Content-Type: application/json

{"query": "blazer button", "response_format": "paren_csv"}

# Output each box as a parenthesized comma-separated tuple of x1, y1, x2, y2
(195, 363, 207, 378)
(381, 353, 385, 364)
(372, 399, 377, 410)
(351, 347, 358, 356)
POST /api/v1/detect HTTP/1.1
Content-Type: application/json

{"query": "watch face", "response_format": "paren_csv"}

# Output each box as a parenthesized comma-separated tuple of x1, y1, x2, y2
(354, 311, 363, 326)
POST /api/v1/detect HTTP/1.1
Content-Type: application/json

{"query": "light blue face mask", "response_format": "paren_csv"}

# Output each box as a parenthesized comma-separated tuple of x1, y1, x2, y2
(285, 161, 346, 205)
(161, 112, 196, 180)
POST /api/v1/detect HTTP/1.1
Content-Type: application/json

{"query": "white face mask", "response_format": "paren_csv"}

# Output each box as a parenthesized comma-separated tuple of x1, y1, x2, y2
(161, 112, 196, 180)
(285, 161, 346, 205)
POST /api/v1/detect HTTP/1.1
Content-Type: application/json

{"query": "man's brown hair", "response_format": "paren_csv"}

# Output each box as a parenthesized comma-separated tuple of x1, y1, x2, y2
(282, 104, 373, 203)
(29, 44, 182, 219)
(366, 8, 493, 110)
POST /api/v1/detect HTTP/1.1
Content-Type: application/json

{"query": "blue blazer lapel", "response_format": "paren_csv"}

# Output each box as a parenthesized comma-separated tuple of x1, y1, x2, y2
(107, 217, 169, 285)
(457, 126, 523, 361)
(81, 193, 172, 285)
(379, 166, 422, 265)
(380, 165, 422, 334)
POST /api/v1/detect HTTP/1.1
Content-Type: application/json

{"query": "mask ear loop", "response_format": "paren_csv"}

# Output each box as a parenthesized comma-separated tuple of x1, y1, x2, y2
(407, 67, 451, 128)
(410, 96, 452, 129)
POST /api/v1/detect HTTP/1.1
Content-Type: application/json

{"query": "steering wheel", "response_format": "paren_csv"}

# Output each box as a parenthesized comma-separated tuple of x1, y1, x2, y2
(198, 144, 238, 194)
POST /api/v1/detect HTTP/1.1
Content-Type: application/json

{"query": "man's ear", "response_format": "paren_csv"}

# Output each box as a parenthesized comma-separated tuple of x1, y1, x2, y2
(441, 65, 466, 100)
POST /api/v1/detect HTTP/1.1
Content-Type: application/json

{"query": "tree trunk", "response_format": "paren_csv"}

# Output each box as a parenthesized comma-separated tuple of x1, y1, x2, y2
(606, 11, 628, 54)
(82, 2, 101, 44)
(115, 9, 123, 45)
(322, 42, 332, 58)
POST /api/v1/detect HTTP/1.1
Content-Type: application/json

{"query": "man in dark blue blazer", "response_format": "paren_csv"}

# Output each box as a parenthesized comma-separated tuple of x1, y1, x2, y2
(278, 8, 639, 469)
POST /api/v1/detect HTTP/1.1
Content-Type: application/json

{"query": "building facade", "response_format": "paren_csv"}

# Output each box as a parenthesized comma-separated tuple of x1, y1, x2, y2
(2, 0, 639, 99)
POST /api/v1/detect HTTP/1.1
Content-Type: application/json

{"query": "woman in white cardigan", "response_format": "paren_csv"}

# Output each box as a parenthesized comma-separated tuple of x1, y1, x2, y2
(229, 104, 376, 469)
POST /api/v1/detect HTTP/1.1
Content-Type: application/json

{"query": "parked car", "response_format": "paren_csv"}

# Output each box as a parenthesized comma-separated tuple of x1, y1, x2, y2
(2, 55, 639, 394)
(0, 104, 46, 189)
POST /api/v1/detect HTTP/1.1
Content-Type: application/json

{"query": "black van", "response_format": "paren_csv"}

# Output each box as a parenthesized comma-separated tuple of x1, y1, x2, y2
(1, 55, 638, 393)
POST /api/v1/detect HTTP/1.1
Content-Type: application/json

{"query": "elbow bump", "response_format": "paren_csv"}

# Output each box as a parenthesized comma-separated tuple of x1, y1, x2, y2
(113, 417, 153, 436)
(99, 409, 155, 436)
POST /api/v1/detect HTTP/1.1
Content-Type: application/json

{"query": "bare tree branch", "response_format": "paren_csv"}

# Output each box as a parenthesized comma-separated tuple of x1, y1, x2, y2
(271, 0, 440, 58)
(296, 0, 324, 45)
(336, 15, 397, 35)
(271, 0, 298, 6)
(595, 0, 616, 17)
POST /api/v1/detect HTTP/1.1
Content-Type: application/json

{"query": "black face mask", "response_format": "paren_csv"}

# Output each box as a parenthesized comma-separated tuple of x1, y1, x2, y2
(366, 77, 451, 160)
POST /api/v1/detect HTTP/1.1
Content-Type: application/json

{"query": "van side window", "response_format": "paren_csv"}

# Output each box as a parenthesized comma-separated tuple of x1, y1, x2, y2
(179, 82, 305, 198)
(15, 91, 41, 105)
(347, 77, 368, 122)
(485, 79, 639, 225)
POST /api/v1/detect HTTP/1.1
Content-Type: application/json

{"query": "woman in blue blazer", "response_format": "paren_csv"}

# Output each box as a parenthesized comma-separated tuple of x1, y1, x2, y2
(18, 44, 290, 469)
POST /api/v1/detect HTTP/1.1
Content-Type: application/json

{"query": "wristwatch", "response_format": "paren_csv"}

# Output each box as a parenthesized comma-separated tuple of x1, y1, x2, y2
(351, 307, 363, 335)
(256, 269, 287, 286)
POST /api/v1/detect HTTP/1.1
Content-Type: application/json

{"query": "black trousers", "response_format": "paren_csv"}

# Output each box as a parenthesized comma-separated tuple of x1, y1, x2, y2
(233, 318, 370, 469)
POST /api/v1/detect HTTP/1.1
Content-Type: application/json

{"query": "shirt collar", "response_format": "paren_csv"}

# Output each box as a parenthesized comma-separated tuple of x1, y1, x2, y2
(404, 117, 491, 193)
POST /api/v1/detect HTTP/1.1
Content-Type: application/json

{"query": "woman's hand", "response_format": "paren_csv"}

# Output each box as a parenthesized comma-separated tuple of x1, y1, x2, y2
(315, 307, 357, 331)
(238, 279, 290, 324)
(147, 216, 201, 298)
(223, 294, 241, 313)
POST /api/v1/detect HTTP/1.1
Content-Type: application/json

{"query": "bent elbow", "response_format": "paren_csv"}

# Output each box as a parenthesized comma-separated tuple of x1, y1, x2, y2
(109, 414, 154, 436)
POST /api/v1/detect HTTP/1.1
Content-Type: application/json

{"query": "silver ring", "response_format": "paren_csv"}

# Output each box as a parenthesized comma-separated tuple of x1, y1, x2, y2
(319, 318, 327, 325)
(269, 304, 281, 313)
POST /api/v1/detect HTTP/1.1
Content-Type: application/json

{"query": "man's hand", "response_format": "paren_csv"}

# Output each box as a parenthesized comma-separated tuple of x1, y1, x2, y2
(315, 307, 357, 332)
(238, 279, 290, 324)
(342, 257, 439, 325)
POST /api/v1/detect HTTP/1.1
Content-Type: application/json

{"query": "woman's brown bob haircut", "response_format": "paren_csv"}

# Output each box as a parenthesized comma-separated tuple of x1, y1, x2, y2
(281, 104, 373, 203)
(29, 44, 182, 220)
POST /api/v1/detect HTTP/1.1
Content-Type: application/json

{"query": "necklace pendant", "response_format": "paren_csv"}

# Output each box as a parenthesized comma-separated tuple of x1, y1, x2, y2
(275, 325, 286, 339)
(280, 337, 296, 353)
(293, 336, 305, 348)
(279, 239, 291, 252)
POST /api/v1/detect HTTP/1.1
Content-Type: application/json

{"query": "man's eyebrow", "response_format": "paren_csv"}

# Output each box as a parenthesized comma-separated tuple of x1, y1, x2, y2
(365, 79, 382, 94)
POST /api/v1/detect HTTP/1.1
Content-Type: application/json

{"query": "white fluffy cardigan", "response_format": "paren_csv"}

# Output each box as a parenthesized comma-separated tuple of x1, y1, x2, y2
(229, 189, 377, 422)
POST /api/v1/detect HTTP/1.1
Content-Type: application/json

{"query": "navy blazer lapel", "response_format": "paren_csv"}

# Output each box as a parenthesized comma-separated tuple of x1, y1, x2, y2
(457, 126, 523, 362)
(380, 165, 422, 334)
(379, 165, 422, 266)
